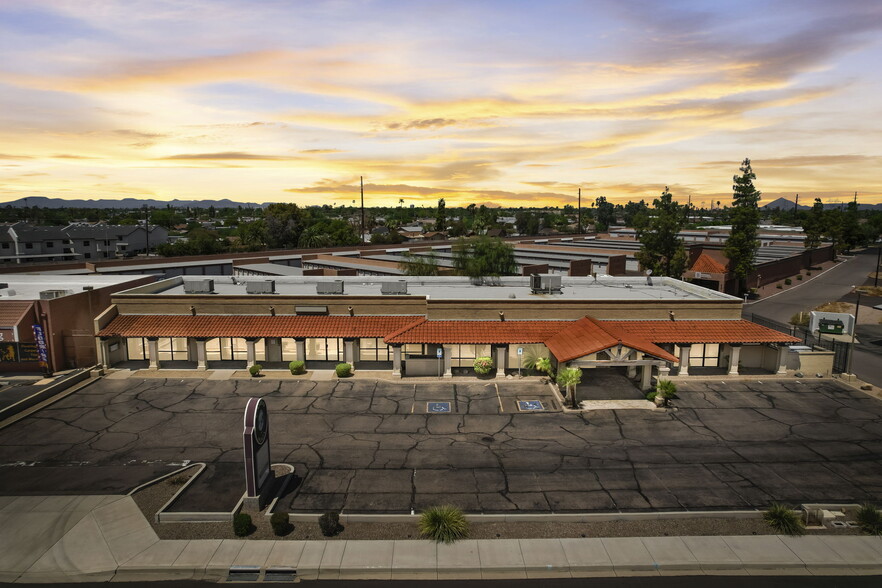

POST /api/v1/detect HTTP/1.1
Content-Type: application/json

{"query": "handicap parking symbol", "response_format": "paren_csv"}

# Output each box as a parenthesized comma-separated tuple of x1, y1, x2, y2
(427, 402, 451, 413)
(518, 400, 545, 412)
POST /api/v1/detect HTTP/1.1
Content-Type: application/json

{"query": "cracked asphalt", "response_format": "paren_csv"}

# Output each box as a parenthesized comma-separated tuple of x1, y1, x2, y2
(0, 377, 880, 513)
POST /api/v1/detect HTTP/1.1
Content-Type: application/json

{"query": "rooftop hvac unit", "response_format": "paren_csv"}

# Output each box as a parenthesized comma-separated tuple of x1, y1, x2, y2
(381, 280, 408, 295)
(183, 279, 215, 294)
(245, 280, 275, 294)
(0, 283, 7, 289)
(39, 289, 71, 300)
(316, 280, 344, 295)
(530, 273, 562, 294)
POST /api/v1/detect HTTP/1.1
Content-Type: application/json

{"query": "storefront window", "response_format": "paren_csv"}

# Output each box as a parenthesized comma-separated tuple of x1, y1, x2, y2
(359, 338, 391, 361)
(306, 337, 343, 362)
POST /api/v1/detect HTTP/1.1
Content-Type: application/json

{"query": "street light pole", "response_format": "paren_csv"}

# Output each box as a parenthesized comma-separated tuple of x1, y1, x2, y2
(847, 286, 862, 376)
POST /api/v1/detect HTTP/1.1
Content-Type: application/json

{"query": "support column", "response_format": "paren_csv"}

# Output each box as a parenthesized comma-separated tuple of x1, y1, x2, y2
(245, 338, 257, 368)
(96, 338, 109, 368)
(147, 337, 159, 370)
(641, 362, 653, 390)
(195, 338, 207, 370)
(443, 345, 453, 378)
(343, 339, 356, 369)
(728, 344, 742, 376)
(627, 363, 638, 379)
(678, 344, 691, 376)
(295, 339, 306, 366)
(187, 338, 198, 363)
(391, 345, 402, 378)
(495, 345, 508, 377)
(776, 344, 788, 375)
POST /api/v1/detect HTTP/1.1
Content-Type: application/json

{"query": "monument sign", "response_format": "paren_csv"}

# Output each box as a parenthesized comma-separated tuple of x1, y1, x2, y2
(243, 397, 272, 508)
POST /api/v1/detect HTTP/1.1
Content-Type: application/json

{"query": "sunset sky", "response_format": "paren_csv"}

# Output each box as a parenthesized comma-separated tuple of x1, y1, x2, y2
(1, 0, 881, 208)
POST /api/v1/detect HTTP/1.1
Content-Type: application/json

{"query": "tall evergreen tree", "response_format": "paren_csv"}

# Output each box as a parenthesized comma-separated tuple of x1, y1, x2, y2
(724, 158, 762, 295)
(634, 188, 687, 277)
(802, 198, 825, 249)
(434, 198, 447, 232)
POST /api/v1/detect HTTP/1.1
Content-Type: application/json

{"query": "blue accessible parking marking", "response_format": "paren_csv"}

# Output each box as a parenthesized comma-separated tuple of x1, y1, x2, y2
(427, 402, 451, 413)
(518, 400, 545, 412)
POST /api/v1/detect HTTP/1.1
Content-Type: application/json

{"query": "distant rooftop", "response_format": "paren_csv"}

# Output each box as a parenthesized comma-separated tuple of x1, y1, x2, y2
(0, 274, 148, 300)
(119, 275, 740, 302)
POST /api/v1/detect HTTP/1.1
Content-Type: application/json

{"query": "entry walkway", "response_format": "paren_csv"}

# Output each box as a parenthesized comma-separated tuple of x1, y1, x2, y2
(2, 495, 881, 582)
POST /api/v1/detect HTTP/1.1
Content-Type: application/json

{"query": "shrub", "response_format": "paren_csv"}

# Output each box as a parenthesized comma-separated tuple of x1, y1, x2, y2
(335, 363, 352, 377)
(270, 511, 292, 536)
(319, 511, 344, 537)
(248, 364, 262, 377)
(656, 379, 677, 399)
(806, 271, 812, 276)
(784, 278, 792, 285)
(532, 357, 553, 376)
(289, 360, 306, 375)
(777, 284, 783, 289)
(790, 312, 810, 327)
(762, 503, 804, 536)
(855, 503, 882, 536)
(419, 505, 469, 544)
(233, 512, 254, 537)
(473, 357, 494, 375)
(796, 274, 803, 281)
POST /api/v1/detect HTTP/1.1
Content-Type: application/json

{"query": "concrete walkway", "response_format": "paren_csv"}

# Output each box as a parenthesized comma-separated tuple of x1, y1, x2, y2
(1, 495, 881, 582)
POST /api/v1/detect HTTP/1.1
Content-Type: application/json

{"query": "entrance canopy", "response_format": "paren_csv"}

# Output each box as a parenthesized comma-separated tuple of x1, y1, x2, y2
(545, 316, 679, 363)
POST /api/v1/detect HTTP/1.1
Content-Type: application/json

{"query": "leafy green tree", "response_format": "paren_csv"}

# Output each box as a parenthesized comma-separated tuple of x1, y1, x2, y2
(435, 198, 447, 232)
(825, 207, 844, 253)
(841, 200, 864, 252)
(557, 367, 582, 408)
(264, 203, 306, 249)
(802, 199, 825, 248)
(594, 196, 615, 231)
(515, 211, 540, 235)
(452, 236, 516, 278)
(634, 188, 687, 278)
(724, 158, 762, 295)
(237, 220, 266, 250)
(399, 251, 441, 276)
(156, 228, 229, 257)
(623, 200, 649, 227)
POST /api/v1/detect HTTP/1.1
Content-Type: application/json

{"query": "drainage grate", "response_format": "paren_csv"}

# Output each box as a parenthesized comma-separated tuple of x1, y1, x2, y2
(227, 565, 260, 582)
(427, 401, 451, 413)
(831, 520, 848, 528)
(264, 567, 297, 582)
(518, 400, 545, 411)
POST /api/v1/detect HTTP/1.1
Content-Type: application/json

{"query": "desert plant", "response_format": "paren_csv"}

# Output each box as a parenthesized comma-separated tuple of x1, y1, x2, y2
(855, 503, 882, 535)
(249, 364, 262, 377)
(532, 356, 553, 376)
(796, 274, 803, 281)
(289, 360, 306, 375)
(556, 367, 582, 408)
(335, 363, 352, 377)
(473, 357, 494, 375)
(419, 505, 469, 544)
(270, 511, 292, 536)
(656, 379, 677, 398)
(319, 511, 344, 536)
(233, 512, 254, 537)
(789, 312, 810, 327)
(762, 503, 805, 536)
(777, 284, 783, 289)
(784, 278, 792, 285)
(806, 271, 812, 276)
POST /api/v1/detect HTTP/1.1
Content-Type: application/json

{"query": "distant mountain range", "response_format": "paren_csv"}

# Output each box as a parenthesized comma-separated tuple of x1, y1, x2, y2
(0, 196, 267, 209)
(761, 197, 882, 211)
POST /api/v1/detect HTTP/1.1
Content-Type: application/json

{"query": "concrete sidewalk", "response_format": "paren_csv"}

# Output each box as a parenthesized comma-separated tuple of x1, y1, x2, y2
(1, 495, 881, 582)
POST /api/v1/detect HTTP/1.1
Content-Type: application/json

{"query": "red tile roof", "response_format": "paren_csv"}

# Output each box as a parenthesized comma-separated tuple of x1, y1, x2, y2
(97, 315, 418, 339)
(690, 252, 729, 274)
(604, 320, 801, 344)
(545, 316, 679, 363)
(384, 319, 567, 344)
(0, 301, 35, 328)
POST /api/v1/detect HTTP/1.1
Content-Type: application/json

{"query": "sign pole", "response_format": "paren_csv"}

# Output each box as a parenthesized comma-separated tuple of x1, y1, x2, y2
(436, 347, 443, 378)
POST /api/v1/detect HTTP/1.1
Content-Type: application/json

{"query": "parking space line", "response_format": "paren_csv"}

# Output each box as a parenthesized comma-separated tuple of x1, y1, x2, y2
(493, 383, 504, 412)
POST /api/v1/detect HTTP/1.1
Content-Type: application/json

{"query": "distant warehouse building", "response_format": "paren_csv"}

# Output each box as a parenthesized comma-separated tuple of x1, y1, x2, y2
(95, 275, 800, 388)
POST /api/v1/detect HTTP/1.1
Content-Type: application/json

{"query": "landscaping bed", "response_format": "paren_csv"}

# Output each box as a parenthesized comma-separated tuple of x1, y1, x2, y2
(131, 469, 864, 541)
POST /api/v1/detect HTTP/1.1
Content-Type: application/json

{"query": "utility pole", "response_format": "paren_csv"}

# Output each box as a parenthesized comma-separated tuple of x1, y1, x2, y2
(794, 194, 798, 216)
(360, 176, 365, 244)
(577, 188, 582, 234)
(687, 195, 691, 223)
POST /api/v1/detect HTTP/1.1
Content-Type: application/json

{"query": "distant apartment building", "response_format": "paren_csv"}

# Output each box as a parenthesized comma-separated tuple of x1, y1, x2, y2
(0, 222, 169, 264)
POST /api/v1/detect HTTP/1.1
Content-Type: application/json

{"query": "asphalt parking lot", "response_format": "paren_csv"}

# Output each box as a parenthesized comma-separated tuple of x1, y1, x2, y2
(0, 377, 880, 513)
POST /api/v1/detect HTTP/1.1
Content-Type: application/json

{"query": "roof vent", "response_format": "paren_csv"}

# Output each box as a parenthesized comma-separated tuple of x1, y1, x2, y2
(245, 280, 275, 294)
(39, 289, 71, 300)
(530, 274, 562, 294)
(82, 286, 94, 291)
(381, 280, 408, 295)
(183, 279, 215, 294)
(316, 280, 344, 295)
(0, 283, 7, 289)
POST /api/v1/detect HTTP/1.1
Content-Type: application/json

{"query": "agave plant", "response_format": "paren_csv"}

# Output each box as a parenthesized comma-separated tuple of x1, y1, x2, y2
(419, 505, 469, 543)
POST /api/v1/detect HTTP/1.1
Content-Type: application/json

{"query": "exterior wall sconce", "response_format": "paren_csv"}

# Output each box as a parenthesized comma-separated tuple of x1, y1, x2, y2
(189, 305, 196, 316)
(269, 306, 276, 316)
(499, 311, 505, 321)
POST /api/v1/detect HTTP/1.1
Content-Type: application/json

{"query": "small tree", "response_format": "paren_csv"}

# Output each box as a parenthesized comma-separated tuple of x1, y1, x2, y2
(724, 158, 762, 295)
(634, 187, 687, 278)
(802, 198, 825, 249)
(399, 251, 441, 276)
(556, 367, 582, 408)
(452, 236, 516, 279)
(435, 198, 447, 232)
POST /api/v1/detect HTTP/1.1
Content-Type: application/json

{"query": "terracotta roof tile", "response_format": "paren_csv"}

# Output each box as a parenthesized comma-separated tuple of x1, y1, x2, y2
(603, 319, 801, 344)
(690, 252, 729, 274)
(98, 315, 417, 339)
(384, 320, 567, 344)
(545, 316, 679, 363)
(0, 301, 35, 327)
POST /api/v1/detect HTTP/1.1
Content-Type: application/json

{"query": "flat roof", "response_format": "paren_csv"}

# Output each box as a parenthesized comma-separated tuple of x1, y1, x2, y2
(119, 275, 741, 302)
(0, 274, 148, 300)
